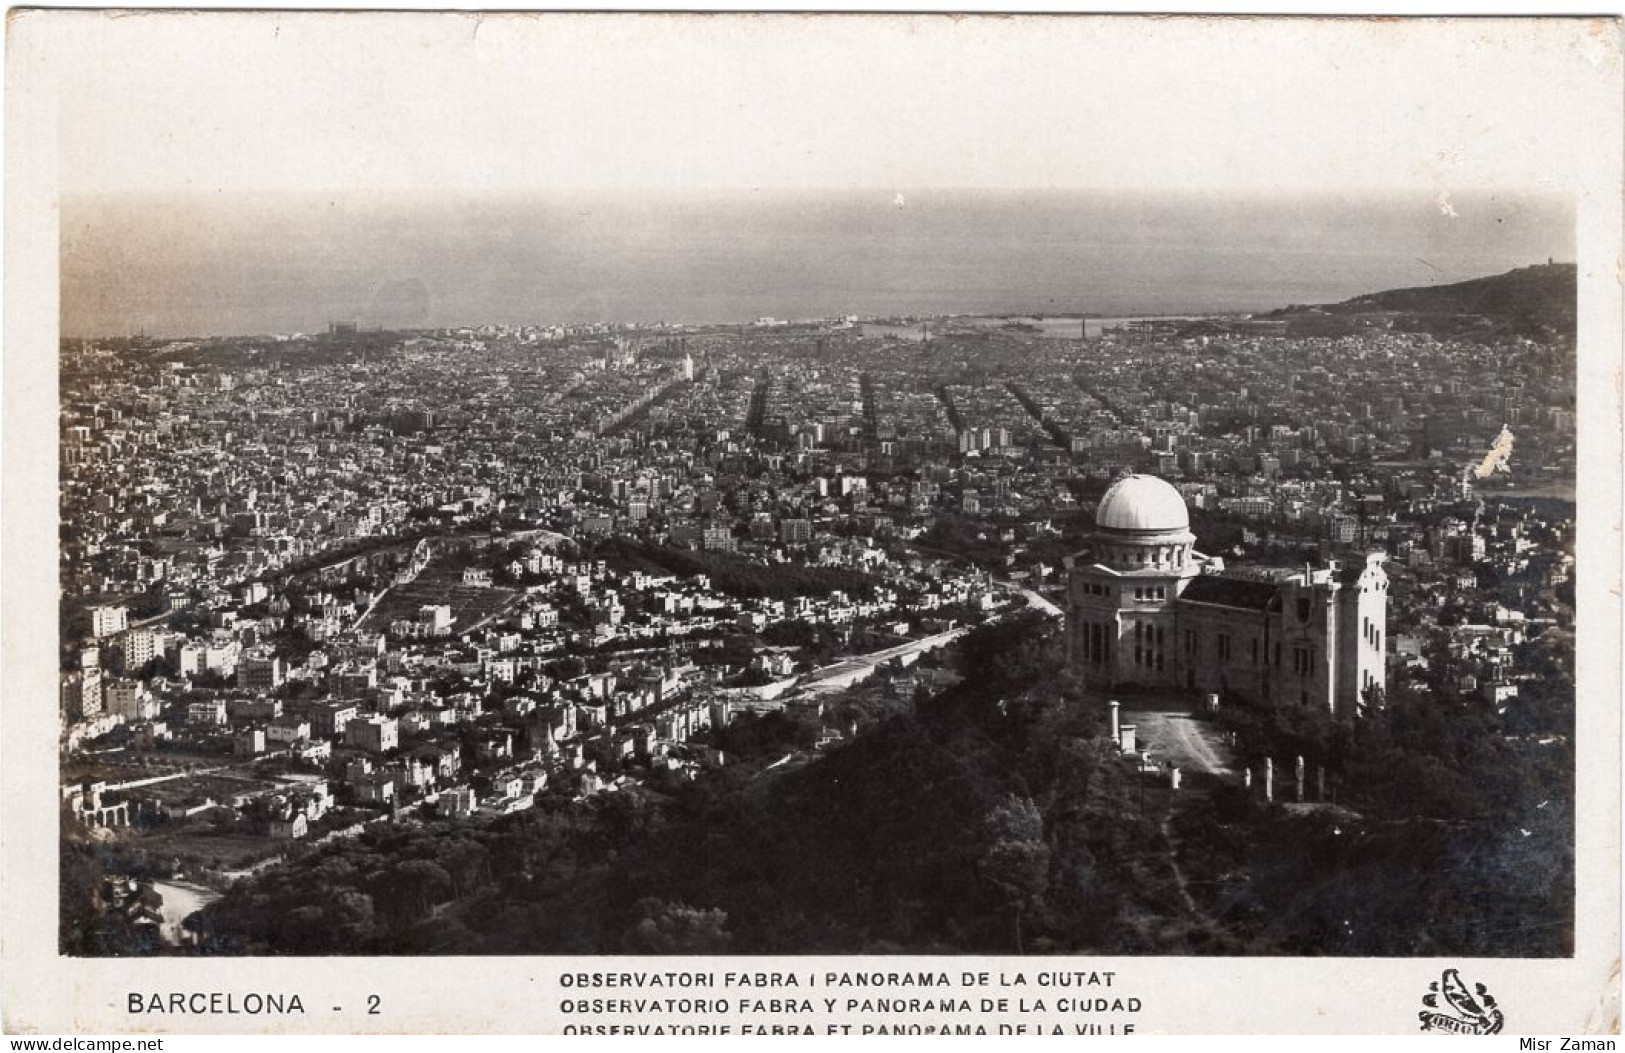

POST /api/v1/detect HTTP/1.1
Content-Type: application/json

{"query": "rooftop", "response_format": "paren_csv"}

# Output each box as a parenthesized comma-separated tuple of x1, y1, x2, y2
(1095, 474, 1190, 534)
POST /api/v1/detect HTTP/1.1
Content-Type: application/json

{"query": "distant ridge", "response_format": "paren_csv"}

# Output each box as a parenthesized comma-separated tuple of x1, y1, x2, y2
(1265, 262, 1576, 340)
(1337, 262, 1575, 325)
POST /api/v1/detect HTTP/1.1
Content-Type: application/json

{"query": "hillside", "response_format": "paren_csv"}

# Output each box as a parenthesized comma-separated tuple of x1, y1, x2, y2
(184, 613, 1569, 957)
(1266, 262, 1576, 340)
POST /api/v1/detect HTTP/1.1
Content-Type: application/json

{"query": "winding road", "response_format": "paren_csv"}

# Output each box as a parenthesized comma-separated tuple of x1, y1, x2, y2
(795, 581, 1061, 697)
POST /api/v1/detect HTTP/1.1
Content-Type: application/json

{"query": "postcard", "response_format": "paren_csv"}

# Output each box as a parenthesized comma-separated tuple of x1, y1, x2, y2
(3, 10, 1620, 1036)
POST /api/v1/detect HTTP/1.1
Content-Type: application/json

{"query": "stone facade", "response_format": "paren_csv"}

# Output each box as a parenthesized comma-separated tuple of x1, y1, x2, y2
(1065, 474, 1386, 719)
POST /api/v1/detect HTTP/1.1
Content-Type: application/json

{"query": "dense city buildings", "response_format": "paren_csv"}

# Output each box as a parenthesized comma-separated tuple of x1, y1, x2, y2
(57, 264, 1579, 957)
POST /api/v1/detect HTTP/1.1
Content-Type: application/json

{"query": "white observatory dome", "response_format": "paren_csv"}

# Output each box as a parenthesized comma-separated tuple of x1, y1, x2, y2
(1094, 474, 1191, 534)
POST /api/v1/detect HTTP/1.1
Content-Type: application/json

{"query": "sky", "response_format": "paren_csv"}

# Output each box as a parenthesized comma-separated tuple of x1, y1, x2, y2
(58, 189, 1574, 336)
(13, 13, 1609, 335)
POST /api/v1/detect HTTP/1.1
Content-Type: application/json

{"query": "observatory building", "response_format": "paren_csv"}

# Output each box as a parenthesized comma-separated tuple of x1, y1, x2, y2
(1064, 474, 1387, 718)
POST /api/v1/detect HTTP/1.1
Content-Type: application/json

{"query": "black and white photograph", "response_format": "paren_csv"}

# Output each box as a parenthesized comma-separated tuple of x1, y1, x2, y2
(4, 9, 1620, 1036)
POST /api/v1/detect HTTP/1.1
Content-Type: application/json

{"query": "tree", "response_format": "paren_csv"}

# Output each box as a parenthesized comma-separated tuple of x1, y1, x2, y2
(385, 859, 453, 916)
(271, 625, 318, 665)
(435, 838, 492, 897)
(621, 898, 732, 954)
(978, 795, 1050, 954)
(59, 817, 105, 956)
(329, 890, 378, 948)
(955, 611, 1056, 692)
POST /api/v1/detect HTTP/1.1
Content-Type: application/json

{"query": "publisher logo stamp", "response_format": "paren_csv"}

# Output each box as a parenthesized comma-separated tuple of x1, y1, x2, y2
(1419, 969, 1504, 1035)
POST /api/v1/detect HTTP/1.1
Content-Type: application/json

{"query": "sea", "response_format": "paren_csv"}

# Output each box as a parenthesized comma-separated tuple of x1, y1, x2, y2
(860, 316, 1195, 341)
(60, 189, 1573, 339)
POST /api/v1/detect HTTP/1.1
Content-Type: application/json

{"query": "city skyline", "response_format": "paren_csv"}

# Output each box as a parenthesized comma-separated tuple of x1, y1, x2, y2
(54, 256, 1580, 965)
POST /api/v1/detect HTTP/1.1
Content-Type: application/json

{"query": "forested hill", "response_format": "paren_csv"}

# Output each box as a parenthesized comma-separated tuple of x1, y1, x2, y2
(1338, 262, 1574, 324)
(1266, 262, 1576, 340)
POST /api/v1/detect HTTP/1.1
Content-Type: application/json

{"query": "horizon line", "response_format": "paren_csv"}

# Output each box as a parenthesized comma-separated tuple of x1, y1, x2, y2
(62, 258, 1576, 344)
